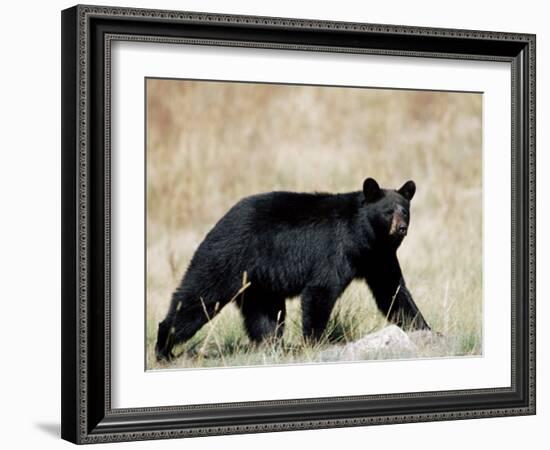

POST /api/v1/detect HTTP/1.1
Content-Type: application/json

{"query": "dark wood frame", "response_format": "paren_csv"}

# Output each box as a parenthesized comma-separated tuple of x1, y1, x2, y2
(61, 4, 536, 444)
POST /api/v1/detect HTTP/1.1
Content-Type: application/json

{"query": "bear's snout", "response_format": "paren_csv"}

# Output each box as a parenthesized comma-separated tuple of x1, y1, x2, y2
(389, 210, 408, 238)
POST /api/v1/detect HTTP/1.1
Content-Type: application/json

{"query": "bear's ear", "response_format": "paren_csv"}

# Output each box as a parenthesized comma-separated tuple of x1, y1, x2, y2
(363, 178, 382, 203)
(398, 180, 416, 201)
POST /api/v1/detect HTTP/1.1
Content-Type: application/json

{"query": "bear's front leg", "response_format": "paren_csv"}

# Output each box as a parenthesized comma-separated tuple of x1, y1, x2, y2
(365, 253, 431, 331)
(388, 282, 431, 331)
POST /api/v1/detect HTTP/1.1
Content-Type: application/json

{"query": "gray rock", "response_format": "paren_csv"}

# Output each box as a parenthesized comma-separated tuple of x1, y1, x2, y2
(320, 325, 419, 362)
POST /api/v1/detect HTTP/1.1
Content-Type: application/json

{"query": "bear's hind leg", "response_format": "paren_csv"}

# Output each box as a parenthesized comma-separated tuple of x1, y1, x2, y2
(240, 290, 286, 343)
(301, 286, 340, 341)
(156, 298, 222, 361)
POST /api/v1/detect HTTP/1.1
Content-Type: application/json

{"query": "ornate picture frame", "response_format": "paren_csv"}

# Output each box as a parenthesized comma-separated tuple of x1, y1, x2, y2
(61, 4, 535, 444)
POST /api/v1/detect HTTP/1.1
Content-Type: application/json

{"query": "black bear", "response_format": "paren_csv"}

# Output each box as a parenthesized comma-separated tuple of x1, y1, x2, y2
(155, 178, 430, 361)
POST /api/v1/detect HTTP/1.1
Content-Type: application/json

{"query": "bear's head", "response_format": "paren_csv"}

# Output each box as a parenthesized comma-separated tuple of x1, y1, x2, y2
(362, 177, 416, 248)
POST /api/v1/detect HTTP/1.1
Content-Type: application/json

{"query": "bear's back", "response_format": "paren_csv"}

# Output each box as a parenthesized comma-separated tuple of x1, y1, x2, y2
(234, 190, 360, 229)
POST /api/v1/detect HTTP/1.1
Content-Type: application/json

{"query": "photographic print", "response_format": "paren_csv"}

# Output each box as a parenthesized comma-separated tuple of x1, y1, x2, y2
(146, 79, 482, 370)
(62, 7, 535, 442)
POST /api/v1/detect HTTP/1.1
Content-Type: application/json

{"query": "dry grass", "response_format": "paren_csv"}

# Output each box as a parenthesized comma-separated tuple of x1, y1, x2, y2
(145, 79, 482, 370)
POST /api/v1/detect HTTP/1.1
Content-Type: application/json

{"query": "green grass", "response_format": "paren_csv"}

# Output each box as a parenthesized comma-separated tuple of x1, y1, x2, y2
(147, 281, 482, 370)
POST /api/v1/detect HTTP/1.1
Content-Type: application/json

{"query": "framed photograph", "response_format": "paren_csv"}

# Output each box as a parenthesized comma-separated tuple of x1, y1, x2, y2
(61, 4, 536, 444)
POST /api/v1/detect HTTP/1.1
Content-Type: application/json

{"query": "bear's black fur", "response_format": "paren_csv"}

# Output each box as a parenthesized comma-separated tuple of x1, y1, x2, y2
(156, 178, 430, 361)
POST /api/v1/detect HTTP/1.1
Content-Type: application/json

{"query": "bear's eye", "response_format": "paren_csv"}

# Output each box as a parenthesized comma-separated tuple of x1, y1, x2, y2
(384, 209, 394, 215)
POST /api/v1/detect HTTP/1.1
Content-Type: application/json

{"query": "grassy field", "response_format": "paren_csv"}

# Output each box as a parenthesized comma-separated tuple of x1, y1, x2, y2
(145, 79, 482, 370)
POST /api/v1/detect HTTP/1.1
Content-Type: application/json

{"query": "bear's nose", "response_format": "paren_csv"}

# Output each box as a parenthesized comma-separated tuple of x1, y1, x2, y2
(397, 225, 408, 235)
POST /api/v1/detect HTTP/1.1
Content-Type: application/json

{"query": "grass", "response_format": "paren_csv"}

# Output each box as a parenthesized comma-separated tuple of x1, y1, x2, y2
(145, 80, 483, 370)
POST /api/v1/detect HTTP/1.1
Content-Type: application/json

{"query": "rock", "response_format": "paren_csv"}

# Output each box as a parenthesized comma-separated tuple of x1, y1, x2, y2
(320, 325, 419, 362)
